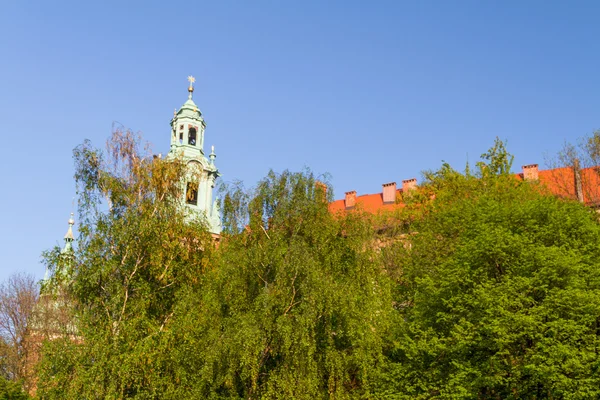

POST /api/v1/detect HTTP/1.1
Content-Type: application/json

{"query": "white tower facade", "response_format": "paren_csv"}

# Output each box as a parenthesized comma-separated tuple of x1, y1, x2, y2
(167, 76, 221, 235)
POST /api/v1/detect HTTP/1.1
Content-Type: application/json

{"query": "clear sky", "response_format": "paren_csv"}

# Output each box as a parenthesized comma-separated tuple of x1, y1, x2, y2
(1, 0, 598, 282)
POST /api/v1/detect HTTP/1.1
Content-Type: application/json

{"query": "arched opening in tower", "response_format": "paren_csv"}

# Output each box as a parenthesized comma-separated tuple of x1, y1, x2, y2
(188, 128, 197, 146)
(186, 182, 198, 205)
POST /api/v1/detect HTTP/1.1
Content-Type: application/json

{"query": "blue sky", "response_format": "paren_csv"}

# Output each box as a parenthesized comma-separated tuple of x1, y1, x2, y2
(0, 0, 598, 281)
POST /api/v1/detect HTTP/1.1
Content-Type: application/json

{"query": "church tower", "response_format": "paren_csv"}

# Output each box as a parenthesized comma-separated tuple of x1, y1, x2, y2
(167, 76, 222, 236)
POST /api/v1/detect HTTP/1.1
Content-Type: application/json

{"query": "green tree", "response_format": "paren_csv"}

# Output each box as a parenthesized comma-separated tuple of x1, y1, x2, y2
(37, 130, 215, 398)
(477, 136, 514, 177)
(168, 170, 392, 399)
(0, 376, 30, 400)
(377, 142, 600, 399)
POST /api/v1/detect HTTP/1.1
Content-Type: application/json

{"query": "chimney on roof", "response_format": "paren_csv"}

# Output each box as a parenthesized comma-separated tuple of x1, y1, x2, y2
(382, 182, 396, 204)
(402, 178, 417, 192)
(522, 164, 539, 181)
(345, 191, 356, 209)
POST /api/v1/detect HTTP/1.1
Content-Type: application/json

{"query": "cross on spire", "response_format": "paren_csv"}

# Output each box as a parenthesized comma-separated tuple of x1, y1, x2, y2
(187, 75, 195, 99)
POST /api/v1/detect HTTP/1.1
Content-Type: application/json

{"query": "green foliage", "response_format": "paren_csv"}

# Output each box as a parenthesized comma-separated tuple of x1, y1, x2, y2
(37, 130, 214, 398)
(377, 146, 600, 398)
(0, 376, 29, 400)
(169, 170, 391, 398)
(219, 179, 251, 235)
(477, 136, 514, 177)
(37, 131, 390, 398)
(36, 135, 600, 399)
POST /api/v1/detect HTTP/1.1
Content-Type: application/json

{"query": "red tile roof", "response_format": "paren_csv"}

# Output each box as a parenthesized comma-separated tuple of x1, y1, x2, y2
(330, 166, 600, 214)
(526, 166, 600, 205)
(329, 189, 406, 214)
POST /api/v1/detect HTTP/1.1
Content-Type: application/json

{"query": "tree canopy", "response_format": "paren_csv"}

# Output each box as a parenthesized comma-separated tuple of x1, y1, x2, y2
(37, 133, 391, 399)
(33, 134, 600, 399)
(377, 149, 600, 398)
(38, 130, 214, 398)
(166, 170, 391, 398)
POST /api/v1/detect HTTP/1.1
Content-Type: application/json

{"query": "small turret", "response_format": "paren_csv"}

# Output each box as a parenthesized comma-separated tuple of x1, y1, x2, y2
(61, 213, 75, 254)
(44, 213, 76, 285)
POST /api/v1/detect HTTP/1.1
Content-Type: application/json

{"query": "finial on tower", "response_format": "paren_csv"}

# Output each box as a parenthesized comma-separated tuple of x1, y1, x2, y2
(187, 75, 195, 99)
(65, 213, 75, 241)
(62, 212, 75, 254)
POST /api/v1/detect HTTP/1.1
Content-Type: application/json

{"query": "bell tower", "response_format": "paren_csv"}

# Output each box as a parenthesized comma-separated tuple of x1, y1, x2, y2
(167, 76, 221, 235)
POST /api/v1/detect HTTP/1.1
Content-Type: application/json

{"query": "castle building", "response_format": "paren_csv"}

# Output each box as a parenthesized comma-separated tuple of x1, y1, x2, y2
(167, 76, 222, 236)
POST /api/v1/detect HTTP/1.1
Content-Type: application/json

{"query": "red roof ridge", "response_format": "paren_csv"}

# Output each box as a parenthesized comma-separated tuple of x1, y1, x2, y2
(330, 165, 600, 213)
